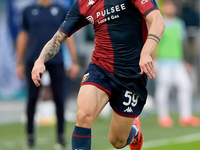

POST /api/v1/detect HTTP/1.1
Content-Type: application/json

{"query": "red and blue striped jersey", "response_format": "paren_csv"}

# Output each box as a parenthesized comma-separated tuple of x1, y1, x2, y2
(59, 0, 158, 78)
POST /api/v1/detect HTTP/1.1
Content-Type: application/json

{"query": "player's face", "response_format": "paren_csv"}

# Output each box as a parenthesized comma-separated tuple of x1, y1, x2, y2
(163, 1, 177, 18)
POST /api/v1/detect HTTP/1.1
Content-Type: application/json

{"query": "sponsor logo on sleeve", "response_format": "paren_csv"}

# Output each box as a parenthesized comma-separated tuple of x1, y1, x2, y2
(87, 0, 95, 6)
(141, 0, 149, 4)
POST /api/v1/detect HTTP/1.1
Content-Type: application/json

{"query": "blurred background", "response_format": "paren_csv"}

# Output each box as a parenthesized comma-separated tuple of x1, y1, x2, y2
(0, 0, 95, 124)
(0, 0, 200, 150)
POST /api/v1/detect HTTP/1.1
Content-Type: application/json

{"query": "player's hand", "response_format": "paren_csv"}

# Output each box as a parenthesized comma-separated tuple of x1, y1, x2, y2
(67, 62, 80, 79)
(16, 63, 25, 80)
(31, 60, 46, 87)
(139, 52, 156, 79)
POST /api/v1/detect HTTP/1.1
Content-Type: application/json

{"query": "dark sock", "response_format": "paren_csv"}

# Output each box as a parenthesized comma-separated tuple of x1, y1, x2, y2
(125, 125, 138, 146)
(72, 126, 91, 150)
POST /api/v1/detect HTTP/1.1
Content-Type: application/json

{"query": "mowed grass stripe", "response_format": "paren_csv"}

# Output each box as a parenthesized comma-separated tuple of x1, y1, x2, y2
(1, 114, 200, 150)
(110, 132, 200, 150)
(143, 132, 200, 149)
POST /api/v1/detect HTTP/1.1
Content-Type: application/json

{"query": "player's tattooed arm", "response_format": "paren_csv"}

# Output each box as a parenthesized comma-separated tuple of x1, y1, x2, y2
(139, 10, 165, 79)
(37, 30, 68, 63)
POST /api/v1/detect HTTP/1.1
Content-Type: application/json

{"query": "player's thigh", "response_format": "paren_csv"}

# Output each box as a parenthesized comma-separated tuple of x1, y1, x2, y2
(76, 84, 109, 127)
(109, 111, 134, 142)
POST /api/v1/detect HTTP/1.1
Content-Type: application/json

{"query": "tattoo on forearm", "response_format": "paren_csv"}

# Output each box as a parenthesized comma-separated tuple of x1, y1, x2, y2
(147, 34, 160, 44)
(147, 37, 159, 44)
(38, 31, 67, 62)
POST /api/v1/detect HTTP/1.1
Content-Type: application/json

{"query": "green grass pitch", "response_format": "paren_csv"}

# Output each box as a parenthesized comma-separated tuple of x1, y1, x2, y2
(0, 113, 200, 150)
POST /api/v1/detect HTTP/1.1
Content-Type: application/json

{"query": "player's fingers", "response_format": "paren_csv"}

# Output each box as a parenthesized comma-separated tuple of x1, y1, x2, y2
(34, 80, 40, 87)
(141, 67, 152, 78)
(151, 67, 156, 78)
(140, 61, 155, 78)
(149, 62, 156, 78)
(37, 74, 42, 83)
(32, 72, 41, 87)
(143, 65, 153, 78)
(140, 68, 144, 75)
(150, 61, 154, 68)
(33, 78, 41, 87)
(32, 77, 40, 87)
(146, 63, 155, 78)
(145, 69, 153, 78)
(145, 60, 156, 78)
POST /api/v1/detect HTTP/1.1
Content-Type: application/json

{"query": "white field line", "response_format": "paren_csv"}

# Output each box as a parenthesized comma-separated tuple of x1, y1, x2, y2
(109, 132, 200, 150)
(3, 132, 200, 149)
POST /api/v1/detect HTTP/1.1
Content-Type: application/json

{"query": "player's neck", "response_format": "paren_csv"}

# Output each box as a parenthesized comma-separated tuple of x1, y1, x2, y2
(37, 0, 52, 8)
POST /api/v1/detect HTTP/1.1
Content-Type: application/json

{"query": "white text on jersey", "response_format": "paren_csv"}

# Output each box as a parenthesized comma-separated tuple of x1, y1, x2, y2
(96, 3, 126, 18)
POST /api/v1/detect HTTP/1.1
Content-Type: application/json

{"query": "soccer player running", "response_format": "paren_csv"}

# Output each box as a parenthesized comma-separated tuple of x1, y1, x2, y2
(32, 0, 165, 149)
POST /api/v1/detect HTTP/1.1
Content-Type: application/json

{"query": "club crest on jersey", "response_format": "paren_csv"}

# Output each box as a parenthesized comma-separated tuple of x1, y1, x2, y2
(81, 73, 90, 83)
(31, 9, 39, 16)
(87, 0, 95, 6)
(50, 7, 59, 16)
(86, 16, 94, 24)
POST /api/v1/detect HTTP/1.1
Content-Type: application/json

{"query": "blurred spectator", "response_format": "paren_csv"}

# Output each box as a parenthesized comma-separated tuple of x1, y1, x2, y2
(15, 0, 79, 148)
(182, 1, 200, 90)
(154, 0, 200, 127)
(182, 0, 199, 27)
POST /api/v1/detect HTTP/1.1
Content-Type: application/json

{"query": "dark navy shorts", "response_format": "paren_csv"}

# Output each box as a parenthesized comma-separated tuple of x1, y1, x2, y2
(81, 63, 148, 118)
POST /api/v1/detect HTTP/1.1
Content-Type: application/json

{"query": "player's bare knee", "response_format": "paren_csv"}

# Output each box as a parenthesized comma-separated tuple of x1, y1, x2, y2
(110, 141, 126, 149)
(109, 136, 126, 149)
(76, 109, 94, 127)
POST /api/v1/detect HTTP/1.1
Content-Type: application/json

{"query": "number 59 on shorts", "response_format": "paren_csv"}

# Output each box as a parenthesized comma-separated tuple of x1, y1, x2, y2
(123, 90, 139, 107)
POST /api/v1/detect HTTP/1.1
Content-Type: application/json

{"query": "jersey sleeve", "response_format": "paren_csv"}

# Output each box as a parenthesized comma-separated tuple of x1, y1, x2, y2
(131, 0, 158, 17)
(59, 0, 89, 37)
